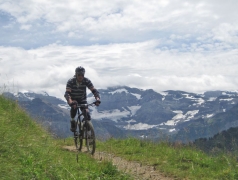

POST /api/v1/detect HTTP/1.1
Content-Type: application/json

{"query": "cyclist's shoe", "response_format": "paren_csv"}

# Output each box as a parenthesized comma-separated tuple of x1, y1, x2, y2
(70, 120, 76, 132)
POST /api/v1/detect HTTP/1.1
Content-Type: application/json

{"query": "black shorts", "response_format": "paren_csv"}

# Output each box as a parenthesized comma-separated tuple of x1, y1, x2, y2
(70, 101, 91, 120)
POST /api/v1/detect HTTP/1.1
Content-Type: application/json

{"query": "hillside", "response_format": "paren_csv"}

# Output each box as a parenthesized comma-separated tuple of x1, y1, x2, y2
(1, 95, 238, 179)
(96, 138, 238, 179)
(0, 95, 130, 179)
(193, 126, 238, 154)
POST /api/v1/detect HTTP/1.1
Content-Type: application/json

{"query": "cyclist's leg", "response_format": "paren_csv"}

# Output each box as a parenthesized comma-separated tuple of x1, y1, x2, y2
(80, 107, 91, 120)
(70, 107, 77, 132)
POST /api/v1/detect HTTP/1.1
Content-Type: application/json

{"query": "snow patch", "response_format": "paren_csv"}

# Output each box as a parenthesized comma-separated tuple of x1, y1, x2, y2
(109, 88, 128, 95)
(159, 91, 168, 96)
(124, 123, 158, 130)
(58, 104, 70, 110)
(183, 94, 205, 105)
(163, 120, 177, 126)
(173, 110, 183, 114)
(13, 92, 19, 97)
(131, 93, 141, 99)
(208, 97, 217, 101)
(26, 96, 35, 100)
(183, 93, 196, 99)
(126, 119, 137, 123)
(14, 92, 35, 100)
(159, 91, 168, 101)
(87, 96, 95, 102)
(197, 98, 205, 105)
(169, 128, 176, 132)
(127, 106, 141, 116)
(108, 89, 141, 99)
(173, 97, 183, 101)
(90, 107, 130, 122)
(21, 90, 34, 93)
(163, 110, 199, 126)
(219, 98, 233, 101)
(183, 110, 199, 121)
(206, 114, 214, 118)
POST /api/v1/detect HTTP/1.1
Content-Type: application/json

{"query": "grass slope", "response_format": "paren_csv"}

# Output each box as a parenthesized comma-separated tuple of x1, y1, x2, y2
(2, 95, 238, 179)
(97, 138, 238, 179)
(0, 96, 130, 180)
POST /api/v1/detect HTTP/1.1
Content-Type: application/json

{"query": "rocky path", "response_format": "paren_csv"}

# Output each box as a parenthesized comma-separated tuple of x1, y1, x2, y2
(62, 146, 174, 180)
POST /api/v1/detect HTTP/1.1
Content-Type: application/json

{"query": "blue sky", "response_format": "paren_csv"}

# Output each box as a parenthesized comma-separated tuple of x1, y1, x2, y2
(0, 0, 238, 99)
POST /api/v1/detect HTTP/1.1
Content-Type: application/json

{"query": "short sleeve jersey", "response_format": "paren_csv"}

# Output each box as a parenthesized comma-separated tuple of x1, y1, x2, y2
(66, 76, 93, 103)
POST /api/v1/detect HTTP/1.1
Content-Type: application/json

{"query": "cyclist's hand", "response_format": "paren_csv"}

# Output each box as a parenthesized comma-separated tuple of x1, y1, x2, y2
(70, 100, 78, 109)
(95, 99, 101, 106)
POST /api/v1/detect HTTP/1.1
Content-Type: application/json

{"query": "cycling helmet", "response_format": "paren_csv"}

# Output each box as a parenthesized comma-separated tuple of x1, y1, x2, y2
(75, 66, 85, 75)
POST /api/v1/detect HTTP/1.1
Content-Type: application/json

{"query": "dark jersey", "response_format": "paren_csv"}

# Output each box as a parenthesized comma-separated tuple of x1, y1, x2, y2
(66, 76, 93, 103)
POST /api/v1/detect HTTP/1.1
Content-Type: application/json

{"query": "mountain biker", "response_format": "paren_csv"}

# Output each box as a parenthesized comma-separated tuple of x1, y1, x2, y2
(64, 66, 101, 132)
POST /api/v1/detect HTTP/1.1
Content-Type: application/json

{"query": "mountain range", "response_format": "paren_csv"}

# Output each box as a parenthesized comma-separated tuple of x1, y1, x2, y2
(3, 86, 238, 142)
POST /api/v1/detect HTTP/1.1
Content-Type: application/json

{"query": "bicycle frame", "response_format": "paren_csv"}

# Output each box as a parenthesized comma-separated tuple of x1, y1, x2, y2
(73, 102, 96, 155)
(75, 103, 93, 131)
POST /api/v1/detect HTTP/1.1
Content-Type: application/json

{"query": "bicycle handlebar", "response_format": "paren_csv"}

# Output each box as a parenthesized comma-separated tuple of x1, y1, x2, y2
(76, 102, 96, 108)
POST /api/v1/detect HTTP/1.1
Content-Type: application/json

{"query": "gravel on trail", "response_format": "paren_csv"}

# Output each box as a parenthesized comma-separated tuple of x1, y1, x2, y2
(62, 146, 174, 180)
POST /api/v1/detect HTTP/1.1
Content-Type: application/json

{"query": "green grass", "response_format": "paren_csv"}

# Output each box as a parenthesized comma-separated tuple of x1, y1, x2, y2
(0, 95, 131, 180)
(2, 94, 238, 180)
(97, 138, 238, 180)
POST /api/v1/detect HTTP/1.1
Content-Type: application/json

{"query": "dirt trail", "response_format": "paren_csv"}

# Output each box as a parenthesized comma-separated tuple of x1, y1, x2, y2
(62, 146, 174, 180)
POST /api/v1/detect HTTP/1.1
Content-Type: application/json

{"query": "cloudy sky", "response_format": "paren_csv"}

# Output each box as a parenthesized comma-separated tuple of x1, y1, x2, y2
(0, 0, 238, 99)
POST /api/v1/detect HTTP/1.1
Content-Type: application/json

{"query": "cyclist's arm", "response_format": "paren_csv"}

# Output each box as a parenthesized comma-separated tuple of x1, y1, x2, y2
(64, 88, 73, 104)
(89, 86, 100, 100)
(85, 78, 100, 100)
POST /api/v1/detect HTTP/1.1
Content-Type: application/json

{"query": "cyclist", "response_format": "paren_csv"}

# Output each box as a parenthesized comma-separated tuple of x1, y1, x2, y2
(64, 66, 101, 132)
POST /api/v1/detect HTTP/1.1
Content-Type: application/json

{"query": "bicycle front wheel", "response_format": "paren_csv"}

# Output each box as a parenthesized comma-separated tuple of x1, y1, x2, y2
(74, 131, 79, 149)
(85, 121, 96, 155)
(78, 121, 83, 151)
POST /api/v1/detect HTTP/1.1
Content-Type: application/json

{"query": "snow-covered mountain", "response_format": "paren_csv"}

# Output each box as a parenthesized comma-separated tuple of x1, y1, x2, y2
(90, 87, 238, 134)
(3, 86, 238, 141)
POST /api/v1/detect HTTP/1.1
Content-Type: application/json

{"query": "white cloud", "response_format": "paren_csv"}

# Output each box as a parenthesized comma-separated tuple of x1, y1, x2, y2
(1, 0, 238, 46)
(20, 24, 32, 30)
(0, 0, 238, 98)
(212, 23, 238, 44)
(0, 40, 238, 98)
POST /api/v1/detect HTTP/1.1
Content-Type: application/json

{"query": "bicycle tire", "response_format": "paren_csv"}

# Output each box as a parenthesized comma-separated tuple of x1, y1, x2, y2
(78, 121, 83, 151)
(74, 131, 79, 149)
(85, 121, 96, 155)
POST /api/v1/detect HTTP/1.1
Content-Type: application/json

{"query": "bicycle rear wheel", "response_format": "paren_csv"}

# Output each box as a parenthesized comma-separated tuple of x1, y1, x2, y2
(85, 121, 96, 155)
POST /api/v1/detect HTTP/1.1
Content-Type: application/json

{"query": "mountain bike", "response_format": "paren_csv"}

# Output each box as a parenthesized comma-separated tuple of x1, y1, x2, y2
(73, 102, 96, 155)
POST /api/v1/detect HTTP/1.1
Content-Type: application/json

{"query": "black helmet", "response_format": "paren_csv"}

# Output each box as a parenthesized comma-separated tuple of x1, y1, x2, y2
(75, 66, 85, 75)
